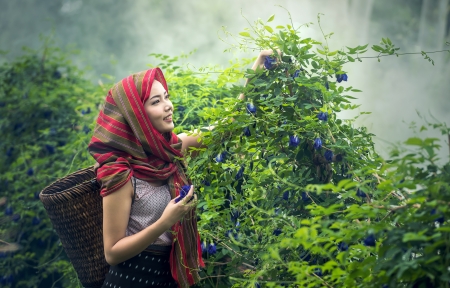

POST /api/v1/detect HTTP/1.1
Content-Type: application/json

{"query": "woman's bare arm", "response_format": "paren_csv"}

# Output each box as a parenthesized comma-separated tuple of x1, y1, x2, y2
(102, 180, 196, 266)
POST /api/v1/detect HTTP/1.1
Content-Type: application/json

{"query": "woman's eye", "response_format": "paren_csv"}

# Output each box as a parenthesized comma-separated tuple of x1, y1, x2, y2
(152, 100, 160, 105)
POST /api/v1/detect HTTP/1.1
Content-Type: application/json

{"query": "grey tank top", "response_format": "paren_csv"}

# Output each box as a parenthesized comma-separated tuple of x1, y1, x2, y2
(126, 177, 173, 247)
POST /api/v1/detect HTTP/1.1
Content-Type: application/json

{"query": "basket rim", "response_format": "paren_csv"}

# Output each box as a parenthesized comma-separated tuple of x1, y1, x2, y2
(40, 166, 98, 198)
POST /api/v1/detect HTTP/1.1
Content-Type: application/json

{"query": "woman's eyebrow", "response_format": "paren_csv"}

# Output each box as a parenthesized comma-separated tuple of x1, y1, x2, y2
(149, 91, 167, 100)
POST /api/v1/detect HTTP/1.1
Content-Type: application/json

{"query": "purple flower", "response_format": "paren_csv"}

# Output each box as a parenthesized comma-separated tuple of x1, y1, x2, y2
(289, 135, 300, 147)
(45, 144, 55, 154)
(292, 69, 300, 79)
(4, 207, 13, 216)
(82, 125, 91, 134)
(215, 151, 227, 163)
(27, 168, 34, 176)
(324, 150, 333, 162)
(208, 243, 217, 254)
(235, 165, 245, 180)
(431, 209, 445, 224)
(317, 112, 328, 121)
(313, 138, 322, 150)
(243, 127, 251, 137)
(283, 191, 289, 200)
(264, 56, 277, 70)
(201, 241, 207, 253)
(246, 103, 257, 115)
(81, 107, 91, 115)
(175, 185, 191, 203)
(301, 192, 311, 202)
(363, 234, 376, 247)
(32, 217, 41, 225)
(12, 214, 20, 222)
(230, 210, 240, 222)
(337, 241, 349, 251)
(336, 73, 348, 83)
(273, 228, 282, 236)
(356, 188, 367, 198)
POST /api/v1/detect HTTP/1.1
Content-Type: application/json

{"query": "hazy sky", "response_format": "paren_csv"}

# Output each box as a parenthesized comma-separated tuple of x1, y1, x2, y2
(1, 0, 449, 162)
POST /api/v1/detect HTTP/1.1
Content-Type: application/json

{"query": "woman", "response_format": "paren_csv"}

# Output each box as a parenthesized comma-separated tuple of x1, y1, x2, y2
(88, 50, 278, 287)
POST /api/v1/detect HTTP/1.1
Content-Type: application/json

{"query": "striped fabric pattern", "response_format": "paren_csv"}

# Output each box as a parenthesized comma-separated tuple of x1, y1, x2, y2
(88, 68, 204, 287)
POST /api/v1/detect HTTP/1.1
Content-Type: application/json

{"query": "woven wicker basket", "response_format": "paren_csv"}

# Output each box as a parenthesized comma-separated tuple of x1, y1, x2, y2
(40, 166, 108, 288)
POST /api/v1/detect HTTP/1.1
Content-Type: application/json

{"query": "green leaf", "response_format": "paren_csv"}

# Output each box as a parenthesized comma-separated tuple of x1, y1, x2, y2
(264, 26, 273, 33)
(404, 137, 423, 146)
(239, 32, 251, 37)
(267, 14, 275, 22)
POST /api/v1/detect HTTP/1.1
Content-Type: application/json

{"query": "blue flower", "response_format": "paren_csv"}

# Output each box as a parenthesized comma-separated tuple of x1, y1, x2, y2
(6, 147, 13, 157)
(264, 56, 277, 70)
(336, 73, 348, 83)
(83, 125, 91, 134)
(246, 103, 257, 115)
(317, 112, 328, 121)
(324, 150, 333, 162)
(431, 209, 445, 224)
(235, 165, 245, 180)
(175, 185, 191, 203)
(208, 243, 217, 254)
(243, 127, 251, 137)
(313, 138, 322, 150)
(201, 241, 207, 253)
(356, 188, 367, 198)
(27, 168, 34, 176)
(289, 135, 300, 147)
(32, 216, 41, 226)
(4, 207, 13, 216)
(215, 151, 227, 163)
(292, 69, 300, 79)
(283, 191, 289, 200)
(325, 82, 329, 90)
(337, 241, 349, 251)
(363, 234, 376, 247)
(12, 214, 20, 222)
(382, 285, 389, 288)
(273, 228, 282, 236)
(45, 144, 55, 154)
(231, 210, 240, 222)
(314, 268, 323, 277)
(235, 221, 240, 232)
(201, 180, 210, 187)
(301, 192, 311, 202)
(34, 191, 40, 200)
(255, 283, 261, 288)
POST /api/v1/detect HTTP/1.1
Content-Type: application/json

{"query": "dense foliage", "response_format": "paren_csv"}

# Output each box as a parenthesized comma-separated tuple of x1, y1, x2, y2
(1, 14, 449, 288)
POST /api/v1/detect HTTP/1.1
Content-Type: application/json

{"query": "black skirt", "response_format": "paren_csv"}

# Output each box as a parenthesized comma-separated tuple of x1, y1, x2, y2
(101, 249, 177, 288)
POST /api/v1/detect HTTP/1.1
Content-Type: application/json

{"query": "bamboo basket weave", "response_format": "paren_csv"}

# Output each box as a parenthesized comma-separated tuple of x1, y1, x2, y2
(39, 166, 108, 288)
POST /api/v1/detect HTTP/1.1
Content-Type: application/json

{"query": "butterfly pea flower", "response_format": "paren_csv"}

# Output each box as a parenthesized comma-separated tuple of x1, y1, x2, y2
(4, 207, 13, 216)
(12, 214, 20, 222)
(431, 209, 445, 224)
(215, 151, 227, 163)
(317, 112, 328, 121)
(324, 150, 333, 162)
(32, 216, 41, 226)
(273, 228, 282, 236)
(246, 103, 257, 115)
(255, 283, 261, 288)
(325, 82, 329, 90)
(45, 144, 55, 154)
(363, 234, 376, 247)
(201, 180, 210, 186)
(313, 138, 322, 150)
(314, 268, 323, 277)
(27, 168, 34, 176)
(235, 165, 245, 180)
(208, 243, 217, 255)
(283, 191, 289, 200)
(301, 192, 311, 202)
(243, 127, 251, 137)
(34, 192, 40, 200)
(356, 188, 367, 198)
(336, 73, 348, 83)
(337, 241, 349, 251)
(175, 185, 191, 203)
(292, 69, 300, 79)
(289, 135, 300, 147)
(6, 147, 13, 157)
(201, 241, 207, 253)
(264, 56, 277, 70)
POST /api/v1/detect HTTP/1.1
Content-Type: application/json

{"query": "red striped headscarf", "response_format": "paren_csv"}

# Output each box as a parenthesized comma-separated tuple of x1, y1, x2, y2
(88, 68, 204, 287)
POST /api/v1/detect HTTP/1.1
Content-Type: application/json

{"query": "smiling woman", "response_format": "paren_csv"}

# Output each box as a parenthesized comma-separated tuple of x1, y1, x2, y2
(87, 50, 276, 287)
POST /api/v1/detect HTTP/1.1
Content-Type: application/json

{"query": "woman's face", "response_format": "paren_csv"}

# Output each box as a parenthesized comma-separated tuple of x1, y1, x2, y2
(144, 80, 174, 133)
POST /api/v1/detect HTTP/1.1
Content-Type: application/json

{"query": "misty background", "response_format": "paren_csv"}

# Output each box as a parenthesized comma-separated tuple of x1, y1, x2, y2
(1, 0, 449, 161)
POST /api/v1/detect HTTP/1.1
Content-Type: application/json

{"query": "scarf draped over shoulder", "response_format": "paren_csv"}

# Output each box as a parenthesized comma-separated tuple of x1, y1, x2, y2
(88, 68, 204, 287)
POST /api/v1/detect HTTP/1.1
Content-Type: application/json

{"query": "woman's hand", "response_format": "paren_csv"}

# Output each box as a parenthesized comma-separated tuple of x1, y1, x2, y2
(158, 185, 197, 228)
(239, 49, 282, 100)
